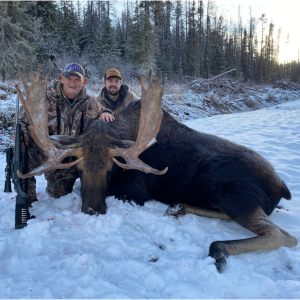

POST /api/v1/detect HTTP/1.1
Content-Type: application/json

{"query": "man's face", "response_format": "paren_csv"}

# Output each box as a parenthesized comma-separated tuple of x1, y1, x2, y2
(104, 77, 122, 96)
(60, 74, 87, 99)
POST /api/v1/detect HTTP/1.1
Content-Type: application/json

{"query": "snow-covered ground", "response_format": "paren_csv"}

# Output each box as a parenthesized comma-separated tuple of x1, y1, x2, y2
(0, 96, 299, 298)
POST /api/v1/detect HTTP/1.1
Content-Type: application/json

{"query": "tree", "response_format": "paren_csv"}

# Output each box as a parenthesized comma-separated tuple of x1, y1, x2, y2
(100, 16, 119, 57)
(27, 1, 59, 69)
(204, 0, 212, 78)
(57, 1, 80, 56)
(172, 1, 184, 76)
(0, 1, 35, 80)
(241, 29, 249, 81)
(128, 1, 158, 76)
(259, 13, 268, 84)
(196, 0, 204, 77)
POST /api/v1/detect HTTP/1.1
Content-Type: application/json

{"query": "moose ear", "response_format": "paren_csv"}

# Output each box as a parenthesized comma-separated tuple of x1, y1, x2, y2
(50, 135, 81, 149)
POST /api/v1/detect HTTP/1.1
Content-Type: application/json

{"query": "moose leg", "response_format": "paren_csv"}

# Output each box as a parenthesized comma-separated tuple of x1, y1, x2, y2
(164, 203, 232, 221)
(209, 207, 298, 273)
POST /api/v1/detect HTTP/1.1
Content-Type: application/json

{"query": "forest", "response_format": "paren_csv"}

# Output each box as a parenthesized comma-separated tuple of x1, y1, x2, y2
(1, 0, 300, 84)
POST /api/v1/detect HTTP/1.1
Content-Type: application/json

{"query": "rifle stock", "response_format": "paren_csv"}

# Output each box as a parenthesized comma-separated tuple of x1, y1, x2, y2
(13, 123, 30, 229)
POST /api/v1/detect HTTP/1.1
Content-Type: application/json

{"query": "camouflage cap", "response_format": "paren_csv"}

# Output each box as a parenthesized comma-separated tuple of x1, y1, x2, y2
(63, 63, 85, 78)
(105, 69, 122, 80)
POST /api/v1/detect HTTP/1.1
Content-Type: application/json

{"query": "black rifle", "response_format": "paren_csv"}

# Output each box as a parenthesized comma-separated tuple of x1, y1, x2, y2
(4, 148, 12, 193)
(4, 92, 31, 229)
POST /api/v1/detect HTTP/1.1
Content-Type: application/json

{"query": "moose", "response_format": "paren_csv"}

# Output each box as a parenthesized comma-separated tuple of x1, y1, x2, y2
(15, 67, 297, 273)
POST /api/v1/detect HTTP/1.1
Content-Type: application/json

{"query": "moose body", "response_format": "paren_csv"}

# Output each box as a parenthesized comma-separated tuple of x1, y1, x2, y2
(17, 67, 297, 272)
(90, 101, 287, 216)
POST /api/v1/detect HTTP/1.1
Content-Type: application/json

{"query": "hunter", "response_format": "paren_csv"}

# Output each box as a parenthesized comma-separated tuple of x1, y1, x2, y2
(19, 63, 111, 205)
(97, 69, 138, 122)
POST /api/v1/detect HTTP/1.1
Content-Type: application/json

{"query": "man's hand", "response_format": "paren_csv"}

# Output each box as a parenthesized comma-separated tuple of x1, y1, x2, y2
(99, 112, 115, 122)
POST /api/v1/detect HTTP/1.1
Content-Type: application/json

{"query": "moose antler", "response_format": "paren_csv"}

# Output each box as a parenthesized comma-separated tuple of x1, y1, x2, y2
(15, 66, 83, 178)
(109, 70, 168, 175)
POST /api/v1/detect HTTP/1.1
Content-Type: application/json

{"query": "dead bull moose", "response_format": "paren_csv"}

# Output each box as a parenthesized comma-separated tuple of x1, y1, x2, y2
(16, 67, 297, 273)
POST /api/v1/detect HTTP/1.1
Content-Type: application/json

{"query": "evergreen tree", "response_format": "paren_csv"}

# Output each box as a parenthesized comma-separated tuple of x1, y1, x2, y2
(115, 17, 126, 59)
(172, 1, 184, 75)
(259, 13, 268, 84)
(0, 1, 35, 80)
(155, 1, 172, 77)
(129, 1, 158, 76)
(186, 1, 198, 76)
(0, 0, 297, 84)
(204, 0, 212, 78)
(26, 1, 59, 67)
(58, 1, 80, 56)
(100, 16, 119, 57)
(81, 1, 100, 61)
(241, 29, 249, 81)
(196, 0, 204, 77)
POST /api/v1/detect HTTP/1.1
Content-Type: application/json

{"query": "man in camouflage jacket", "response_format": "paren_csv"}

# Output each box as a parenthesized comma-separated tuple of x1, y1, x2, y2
(19, 63, 110, 204)
(97, 69, 138, 122)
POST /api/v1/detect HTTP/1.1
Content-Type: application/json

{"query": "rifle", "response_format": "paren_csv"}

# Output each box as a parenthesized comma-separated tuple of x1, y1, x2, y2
(4, 92, 31, 229)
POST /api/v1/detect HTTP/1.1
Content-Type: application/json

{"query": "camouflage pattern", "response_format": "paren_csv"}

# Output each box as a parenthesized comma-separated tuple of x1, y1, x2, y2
(18, 80, 106, 203)
(19, 81, 107, 139)
(97, 83, 138, 113)
(23, 143, 79, 205)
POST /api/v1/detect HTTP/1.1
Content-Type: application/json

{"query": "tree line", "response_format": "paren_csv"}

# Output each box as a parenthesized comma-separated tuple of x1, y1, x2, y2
(1, 0, 299, 84)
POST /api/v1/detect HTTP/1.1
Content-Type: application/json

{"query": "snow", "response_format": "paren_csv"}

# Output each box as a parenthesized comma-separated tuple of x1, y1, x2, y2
(0, 96, 300, 298)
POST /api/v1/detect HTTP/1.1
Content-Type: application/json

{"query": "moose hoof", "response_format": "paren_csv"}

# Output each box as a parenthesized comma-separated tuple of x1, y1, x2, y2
(215, 257, 227, 273)
(82, 204, 107, 215)
(164, 203, 186, 218)
(209, 241, 229, 273)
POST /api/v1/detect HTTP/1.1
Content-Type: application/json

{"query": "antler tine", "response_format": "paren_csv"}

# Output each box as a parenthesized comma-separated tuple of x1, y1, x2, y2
(16, 66, 83, 178)
(28, 65, 35, 83)
(18, 71, 27, 89)
(160, 86, 164, 98)
(18, 148, 83, 179)
(109, 70, 168, 175)
(155, 76, 161, 90)
(15, 83, 33, 126)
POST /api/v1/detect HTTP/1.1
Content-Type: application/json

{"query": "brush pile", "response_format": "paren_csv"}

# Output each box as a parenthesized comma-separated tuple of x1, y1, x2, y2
(272, 81, 300, 91)
(190, 77, 247, 96)
(188, 69, 263, 96)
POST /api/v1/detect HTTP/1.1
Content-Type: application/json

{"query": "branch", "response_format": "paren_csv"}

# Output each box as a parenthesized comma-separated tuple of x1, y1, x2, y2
(239, 84, 264, 93)
(208, 69, 236, 81)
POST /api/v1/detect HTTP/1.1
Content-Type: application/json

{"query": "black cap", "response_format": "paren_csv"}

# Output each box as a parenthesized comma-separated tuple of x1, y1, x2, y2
(63, 63, 85, 78)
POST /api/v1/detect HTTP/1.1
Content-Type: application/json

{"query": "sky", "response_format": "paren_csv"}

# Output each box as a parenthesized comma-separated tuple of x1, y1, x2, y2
(215, 0, 299, 63)
(0, 93, 299, 298)
(112, 0, 299, 63)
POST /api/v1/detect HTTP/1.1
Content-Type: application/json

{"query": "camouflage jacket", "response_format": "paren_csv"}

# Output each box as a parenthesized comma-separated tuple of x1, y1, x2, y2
(19, 81, 106, 145)
(97, 83, 138, 113)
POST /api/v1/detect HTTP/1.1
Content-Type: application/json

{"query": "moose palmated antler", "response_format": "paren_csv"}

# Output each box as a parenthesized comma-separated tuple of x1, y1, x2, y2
(15, 66, 83, 178)
(109, 70, 168, 175)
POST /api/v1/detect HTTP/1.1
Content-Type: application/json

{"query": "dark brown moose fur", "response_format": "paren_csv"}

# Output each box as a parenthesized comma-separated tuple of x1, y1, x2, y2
(52, 100, 297, 272)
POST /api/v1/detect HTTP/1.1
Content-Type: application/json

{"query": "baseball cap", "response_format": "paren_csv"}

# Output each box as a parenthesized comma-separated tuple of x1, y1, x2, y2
(105, 69, 122, 80)
(63, 63, 85, 78)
